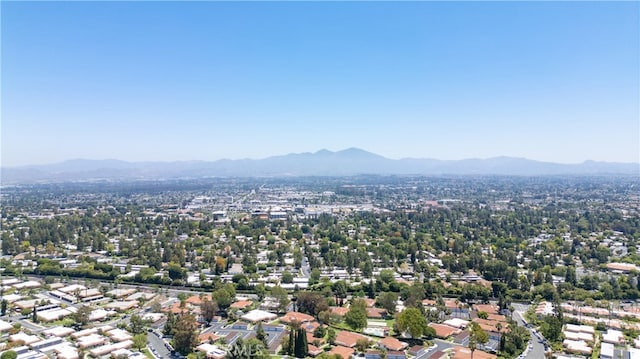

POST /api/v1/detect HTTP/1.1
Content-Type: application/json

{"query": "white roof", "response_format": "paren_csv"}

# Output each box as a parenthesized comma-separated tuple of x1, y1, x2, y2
(10, 332, 40, 345)
(629, 348, 640, 359)
(563, 339, 592, 354)
(88, 339, 133, 356)
(53, 344, 79, 359)
(197, 343, 226, 358)
(72, 328, 99, 338)
(1, 278, 21, 286)
(58, 284, 86, 293)
(0, 319, 13, 332)
(443, 318, 469, 328)
(601, 342, 614, 357)
(42, 326, 76, 337)
(106, 288, 137, 298)
(12, 280, 41, 289)
(77, 333, 107, 348)
(564, 323, 595, 334)
(89, 309, 112, 321)
(37, 308, 74, 322)
(2, 294, 23, 302)
(106, 328, 133, 342)
(104, 300, 138, 311)
(241, 309, 278, 323)
(603, 331, 625, 344)
(564, 331, 593, 342)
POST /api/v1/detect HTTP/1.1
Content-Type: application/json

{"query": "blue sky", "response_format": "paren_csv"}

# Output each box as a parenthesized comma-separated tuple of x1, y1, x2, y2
(2, 1, 638, 166)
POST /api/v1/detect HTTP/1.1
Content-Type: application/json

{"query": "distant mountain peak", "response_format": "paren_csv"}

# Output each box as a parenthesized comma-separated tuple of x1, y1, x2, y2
(2, 149, 638, 184)
(335, 147, 387, 159)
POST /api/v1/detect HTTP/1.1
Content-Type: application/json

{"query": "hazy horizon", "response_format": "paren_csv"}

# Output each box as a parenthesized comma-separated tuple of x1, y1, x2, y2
(2, 1, 639, 166)
(4, 147, 640, 169)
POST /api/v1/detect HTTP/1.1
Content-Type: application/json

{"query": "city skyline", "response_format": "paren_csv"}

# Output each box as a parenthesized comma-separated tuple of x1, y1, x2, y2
(2, 1, 639, 166)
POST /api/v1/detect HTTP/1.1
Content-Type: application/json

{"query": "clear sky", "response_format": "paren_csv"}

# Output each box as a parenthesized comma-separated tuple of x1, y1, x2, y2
(2, 1, 639, 166)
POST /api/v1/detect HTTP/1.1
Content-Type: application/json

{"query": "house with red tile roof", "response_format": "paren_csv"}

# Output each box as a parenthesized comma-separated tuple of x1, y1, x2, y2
(186, 295, 212, 305)
(230, 300, 253, 310)
(330, 345, 355, 359)
(280, 311, 314, 324)
(335, 330, 367, 348)
(307, 331, 325, 347)
(485, 313, 507, 322)
(363, 298, 376, 308)
(330, 306, 350, 317)
(302, 321, 322, 333)
(452, 347, 497, 359)
(474, 304, 499, 315)
(308, 344, 324, 357)
(378, 336, 408, 351)
(366, 308, 387, 319)
(408, 345, 426, 356)
(428, 351, 447, 359)
(429, 323, 461, 339)
(422, 299, 437, 307)
(198, 333, 220, 344)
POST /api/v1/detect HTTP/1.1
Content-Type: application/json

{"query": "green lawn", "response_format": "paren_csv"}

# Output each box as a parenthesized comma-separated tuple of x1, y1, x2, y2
(141, 348, 155, 359)
(385, 319, 396, 335)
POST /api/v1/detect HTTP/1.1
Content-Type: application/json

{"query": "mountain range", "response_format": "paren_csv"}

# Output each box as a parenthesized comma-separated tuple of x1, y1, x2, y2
(2, 148, 639, 184)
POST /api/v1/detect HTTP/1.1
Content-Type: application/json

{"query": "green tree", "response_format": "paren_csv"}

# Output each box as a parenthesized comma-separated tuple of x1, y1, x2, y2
(397, 307, 428, 338)
(287, 328, 296, 356)
(129, 314, 148, 334)
(468, 322, 489, 359)
(296, 291, 328, 317)
(228, 337, 246, 359)
(539, 315, 563, 343)
(310, 268, 321, 285)
(327, 327, 337, 345)
(376, 292, 398, 314)
(282, 271, 294, 284)
(230, 338, 269, 359)
(271, 286, 290, 313)
(1, 351, 18, 359)
(294, 328, 308, 358)
(565, 266, 577, 286)
(212, 288, 233, 310)
(74, 305, 92, 328)
(355, 338, 370, 352)
(345, 299, 368, 331)
(172, 312, 198, 355)
(256, 322, 267, 347)
(313, 325, 326, 338)
(167, 262, 187, 280)
(424, 326, 436, 339)
(200, 299, 218, 325)
(333, 281, 348, 307)
(164, 312, 177, 336)
(132, 333, 147, 351)
(255, 283, 266, 301)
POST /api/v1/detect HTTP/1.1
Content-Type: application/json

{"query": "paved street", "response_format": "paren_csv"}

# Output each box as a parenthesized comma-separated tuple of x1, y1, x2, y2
(420, 339, 456, 359)
(301, 257, 311, 278)
(512, 303, 546, 359)
(6, 315, 47, 333)
(148, 330, 174, 358)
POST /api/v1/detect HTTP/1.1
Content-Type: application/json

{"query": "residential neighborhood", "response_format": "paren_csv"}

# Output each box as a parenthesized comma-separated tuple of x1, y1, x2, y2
(1, 175, 639, 359)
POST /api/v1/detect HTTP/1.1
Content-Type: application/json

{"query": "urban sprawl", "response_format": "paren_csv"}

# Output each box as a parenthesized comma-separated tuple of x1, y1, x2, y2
(0, 176, 639, 359)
